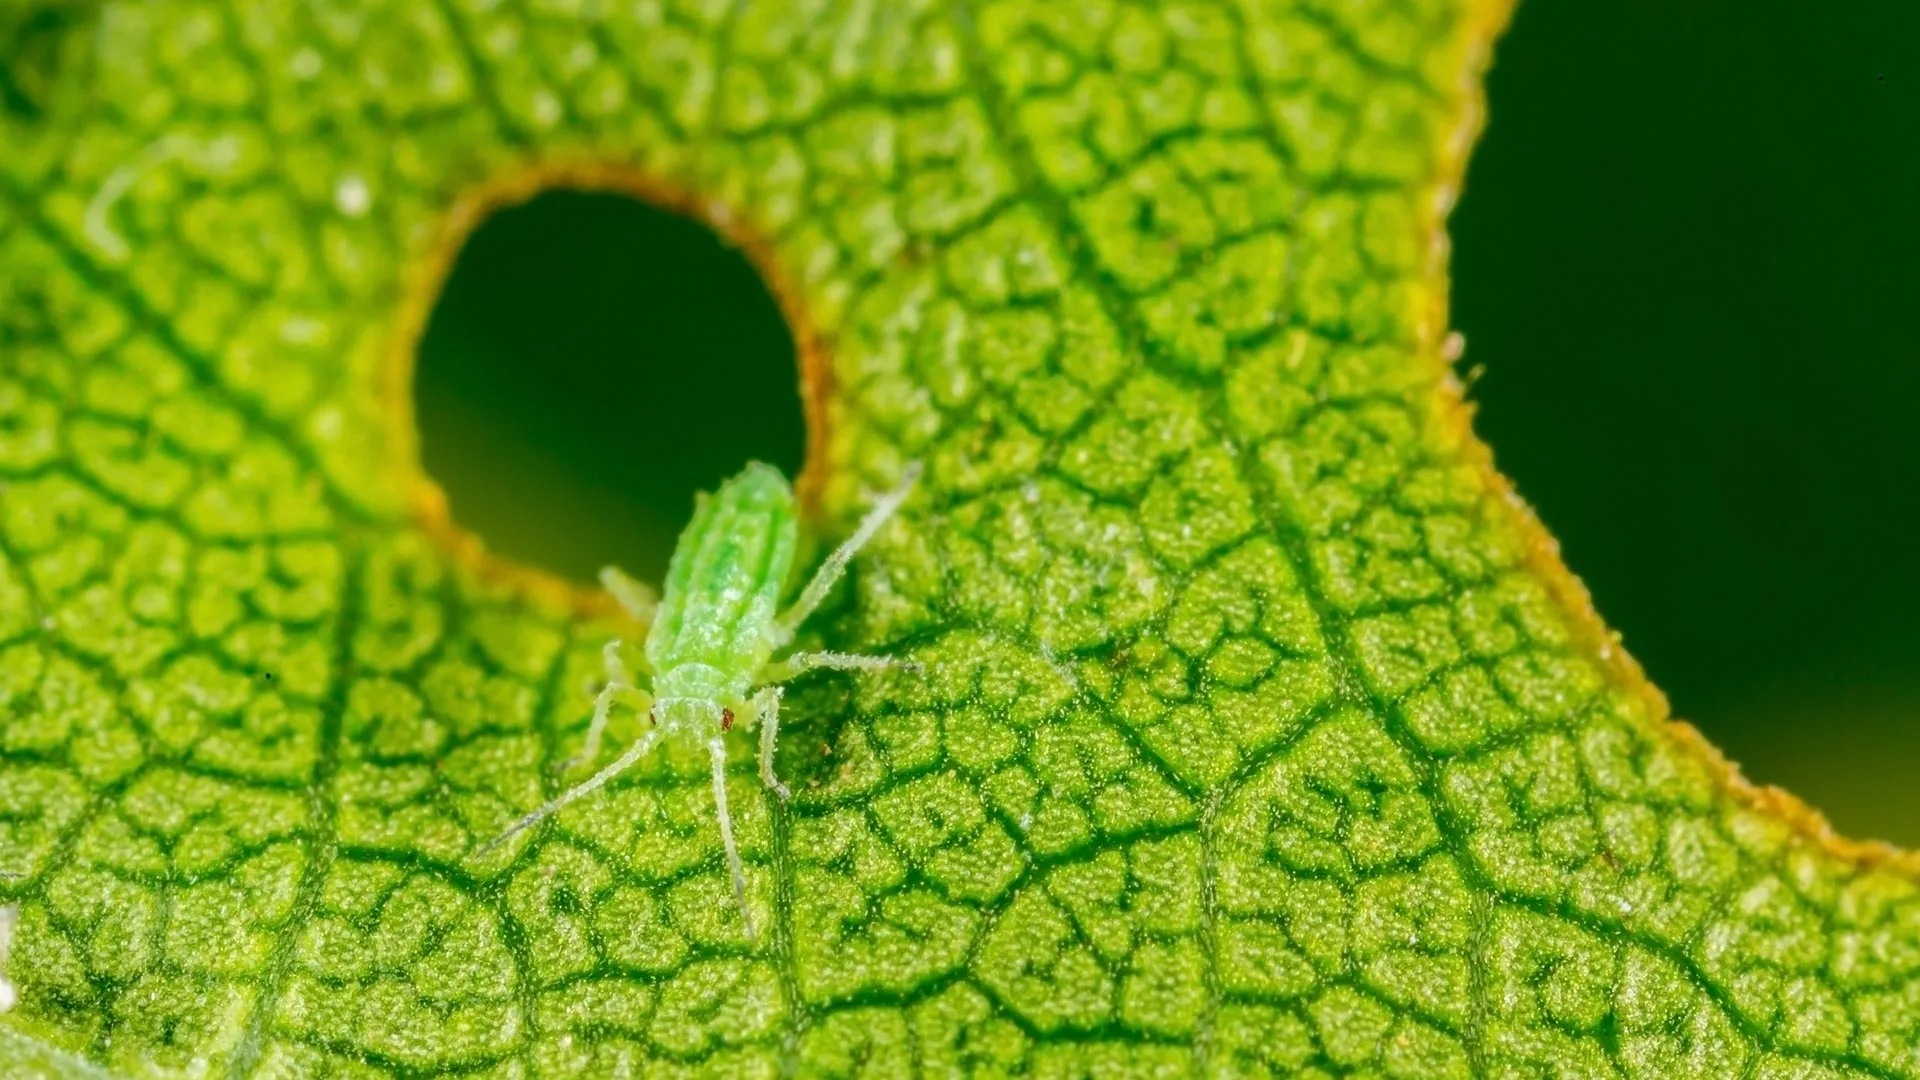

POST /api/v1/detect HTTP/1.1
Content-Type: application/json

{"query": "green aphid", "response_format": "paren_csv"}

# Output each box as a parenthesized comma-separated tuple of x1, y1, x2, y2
(478, 461, 922, 938)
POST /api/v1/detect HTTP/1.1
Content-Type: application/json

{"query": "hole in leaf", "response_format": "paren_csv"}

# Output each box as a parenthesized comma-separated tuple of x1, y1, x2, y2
(415, 189, 806, 585)
(1455, 0, 1920, 844)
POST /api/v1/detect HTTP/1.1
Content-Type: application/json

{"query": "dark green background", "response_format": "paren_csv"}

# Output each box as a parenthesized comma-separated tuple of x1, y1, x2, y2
(416, 0, 1920, 843)
(1452, 0, 1920, 847)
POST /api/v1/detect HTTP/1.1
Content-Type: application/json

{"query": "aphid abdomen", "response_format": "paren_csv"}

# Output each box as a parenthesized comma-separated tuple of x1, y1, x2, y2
(644, 462, 799, 689)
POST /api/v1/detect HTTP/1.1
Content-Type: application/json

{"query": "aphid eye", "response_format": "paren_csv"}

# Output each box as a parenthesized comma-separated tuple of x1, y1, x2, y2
(721, 708, 735, 731)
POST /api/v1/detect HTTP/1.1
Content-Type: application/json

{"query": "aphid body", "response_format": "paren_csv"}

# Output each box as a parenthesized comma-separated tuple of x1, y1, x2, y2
(647, 463, 799, 722)
(480, 461, 921, 938)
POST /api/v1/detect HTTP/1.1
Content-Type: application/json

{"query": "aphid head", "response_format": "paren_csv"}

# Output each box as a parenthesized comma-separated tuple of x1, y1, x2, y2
(650, 692, 730, 736)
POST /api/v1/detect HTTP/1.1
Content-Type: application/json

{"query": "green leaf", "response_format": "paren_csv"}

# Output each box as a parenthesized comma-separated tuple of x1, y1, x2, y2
(1, 0, 1916, 1077)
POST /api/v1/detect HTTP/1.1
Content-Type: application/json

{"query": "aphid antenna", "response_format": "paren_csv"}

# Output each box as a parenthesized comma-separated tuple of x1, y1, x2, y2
(776, 461, 924, 643)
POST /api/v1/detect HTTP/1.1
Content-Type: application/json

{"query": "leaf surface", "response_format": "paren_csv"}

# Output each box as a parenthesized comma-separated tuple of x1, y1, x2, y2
(2, 1, 1917, 1078)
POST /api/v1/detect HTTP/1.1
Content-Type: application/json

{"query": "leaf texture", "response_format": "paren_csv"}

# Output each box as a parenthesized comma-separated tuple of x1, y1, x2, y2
(1, 1, 1917, 1078)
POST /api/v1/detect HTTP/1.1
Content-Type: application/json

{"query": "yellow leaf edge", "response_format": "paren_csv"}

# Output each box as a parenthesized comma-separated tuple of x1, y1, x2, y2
(356, 0, 1920, 886)
(1406, 0, 1920, 881)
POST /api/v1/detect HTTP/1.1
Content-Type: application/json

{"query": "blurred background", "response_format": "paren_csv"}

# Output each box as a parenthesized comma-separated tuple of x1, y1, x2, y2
(416, 0, 1920, 843)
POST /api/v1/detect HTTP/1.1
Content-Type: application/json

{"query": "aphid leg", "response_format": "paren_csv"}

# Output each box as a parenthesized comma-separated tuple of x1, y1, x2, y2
(707, 736, 755, 940)
(599, 565, 660, 630)
(475, 729, 659, 857)
(762, 650, 923, 683)
(558, 639, 651, 773)
(774, 462, 923, 645)
(748, 685, 791, 801)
